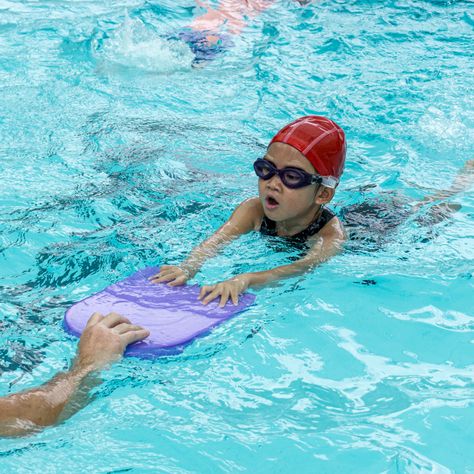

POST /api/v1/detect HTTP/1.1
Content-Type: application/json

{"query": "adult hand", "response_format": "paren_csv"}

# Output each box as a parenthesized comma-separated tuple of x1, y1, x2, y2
(149, 265, 190, 286)
(198, 274, 250, 307)
(75, 312, 149, 371)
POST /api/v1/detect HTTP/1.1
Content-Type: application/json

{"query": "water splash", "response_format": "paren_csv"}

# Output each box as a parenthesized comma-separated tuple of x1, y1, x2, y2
(94, 16, 194, 73)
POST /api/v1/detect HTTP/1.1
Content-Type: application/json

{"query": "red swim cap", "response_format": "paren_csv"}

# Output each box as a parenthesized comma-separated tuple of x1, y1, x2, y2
(269, 115, 346, 188)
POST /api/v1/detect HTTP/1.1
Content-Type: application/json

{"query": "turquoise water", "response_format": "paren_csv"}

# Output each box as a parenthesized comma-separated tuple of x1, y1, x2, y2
(1, 0, 473, 471)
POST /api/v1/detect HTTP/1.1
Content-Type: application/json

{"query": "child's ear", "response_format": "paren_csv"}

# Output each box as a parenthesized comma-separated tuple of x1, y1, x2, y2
(314, 186, 335, 205)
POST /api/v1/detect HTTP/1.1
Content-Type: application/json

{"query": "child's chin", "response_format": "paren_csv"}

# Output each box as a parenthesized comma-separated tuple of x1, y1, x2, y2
(263, 206, 280, 218)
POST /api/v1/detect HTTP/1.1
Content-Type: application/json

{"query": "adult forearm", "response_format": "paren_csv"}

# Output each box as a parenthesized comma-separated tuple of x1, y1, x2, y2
(0, 312, 149, 437)
(0, 362, 94, 436)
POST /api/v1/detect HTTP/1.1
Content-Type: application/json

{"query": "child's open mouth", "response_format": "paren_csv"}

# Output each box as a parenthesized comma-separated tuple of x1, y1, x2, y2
(265, 196, 279, 209)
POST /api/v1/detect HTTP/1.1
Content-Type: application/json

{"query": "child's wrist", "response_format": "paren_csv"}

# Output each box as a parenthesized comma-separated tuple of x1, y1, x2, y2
(180, 264, 195, 278)
(237, 273, 253, 289)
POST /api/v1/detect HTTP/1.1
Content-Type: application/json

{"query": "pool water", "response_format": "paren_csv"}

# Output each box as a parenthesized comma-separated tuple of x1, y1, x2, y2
(0, 0, 473, 472)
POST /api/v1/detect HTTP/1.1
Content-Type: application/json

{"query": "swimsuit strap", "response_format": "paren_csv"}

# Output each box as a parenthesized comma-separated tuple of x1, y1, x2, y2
(260, 207, 336, 243)
(259, 214, 277, 235)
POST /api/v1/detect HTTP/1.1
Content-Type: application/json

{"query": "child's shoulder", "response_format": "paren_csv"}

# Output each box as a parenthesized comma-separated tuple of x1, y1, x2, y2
(229, 197, 264, 230)
(235, 197, 264, 217)
(313, 212, 345, 241)
(240, 196, 263, 211)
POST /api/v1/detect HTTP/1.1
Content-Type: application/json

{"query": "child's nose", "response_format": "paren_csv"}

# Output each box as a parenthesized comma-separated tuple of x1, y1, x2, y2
(266, 173, 283, 190)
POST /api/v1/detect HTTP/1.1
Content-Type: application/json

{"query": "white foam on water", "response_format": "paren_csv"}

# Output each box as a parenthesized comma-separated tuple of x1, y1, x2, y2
(96, 16, 194, 73)
(418, 106, 473, 151)
(0, 0, 29, 12)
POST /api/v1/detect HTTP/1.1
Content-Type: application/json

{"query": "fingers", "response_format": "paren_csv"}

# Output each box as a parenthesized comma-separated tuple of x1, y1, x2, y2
(149, 266, 187, 285)
(121, 328, 150, 346)
(113, 322, 143, 335)
(199, 280, 244, 307)
(101, 312, 131, 328)
(202, 288, 221, 305)
(153, 275, 185, 286)
(198, 285, 215, 302)
(230, 288, 239, 306)
(148, 265, 171, 280)
(149, 271, 175, 284)
(219, 289, 230, 308)
(87, 313, 147, 337)
(94, 315, 149, 343)
(199, 285, 232, 307)
(86, 312, 103, 327)
(167, 275, 187, 287)
(149, 266, 174, 281)
(219, 287, 240, 307)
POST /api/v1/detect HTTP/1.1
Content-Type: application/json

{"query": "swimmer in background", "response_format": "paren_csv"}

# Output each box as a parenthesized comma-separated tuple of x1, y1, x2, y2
(0, 313, 149, 437)
(178, 0, 310, 64)
(190, 0, 275, 36)
(151, 115, 347, 306)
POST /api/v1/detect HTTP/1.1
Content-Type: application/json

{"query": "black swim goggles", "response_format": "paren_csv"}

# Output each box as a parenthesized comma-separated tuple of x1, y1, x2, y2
(253, 158, 322, 189)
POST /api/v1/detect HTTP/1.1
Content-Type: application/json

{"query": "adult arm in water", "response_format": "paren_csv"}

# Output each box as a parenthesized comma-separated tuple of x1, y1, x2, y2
(0, 313, 149, 437)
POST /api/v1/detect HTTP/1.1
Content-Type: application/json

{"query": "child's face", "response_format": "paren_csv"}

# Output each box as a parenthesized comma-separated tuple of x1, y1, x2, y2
(258, 142, 333, 225)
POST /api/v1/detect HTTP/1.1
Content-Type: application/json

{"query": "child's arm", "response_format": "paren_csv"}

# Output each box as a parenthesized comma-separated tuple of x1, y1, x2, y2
(150, 198, 262, 286)
(199, 217, 345, 307)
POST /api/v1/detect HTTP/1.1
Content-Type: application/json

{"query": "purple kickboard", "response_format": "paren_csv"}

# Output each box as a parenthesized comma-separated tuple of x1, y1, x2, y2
(64, 267, 256, 358)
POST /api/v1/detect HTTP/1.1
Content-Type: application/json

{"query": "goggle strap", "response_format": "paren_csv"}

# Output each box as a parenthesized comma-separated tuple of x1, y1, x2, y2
(321, 176, 338, 188)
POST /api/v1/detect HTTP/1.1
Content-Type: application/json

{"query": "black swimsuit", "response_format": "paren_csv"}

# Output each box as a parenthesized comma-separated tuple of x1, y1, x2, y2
(260, 207, 336, 245)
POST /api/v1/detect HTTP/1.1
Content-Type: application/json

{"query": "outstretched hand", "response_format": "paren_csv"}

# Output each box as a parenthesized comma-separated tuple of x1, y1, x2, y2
(0, 312, 149, 437)
(198, 275, 250, 308)
(76, 312, 149, 371)
(149, 265, 190, 287)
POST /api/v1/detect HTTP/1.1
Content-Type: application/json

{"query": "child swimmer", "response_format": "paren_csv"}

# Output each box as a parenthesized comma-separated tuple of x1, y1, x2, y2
(178, 0, 311, 65)
(150, 115, 347, 306)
